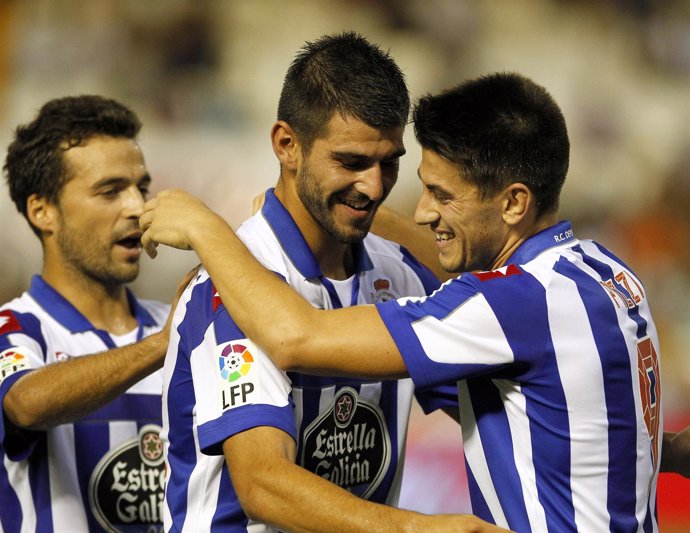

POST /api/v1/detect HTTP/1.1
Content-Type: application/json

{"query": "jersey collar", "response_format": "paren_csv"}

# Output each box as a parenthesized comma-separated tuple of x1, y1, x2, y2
(508, 220, 577, 265)
(260, 188, 373, 279)
(28, 275, 156, 334)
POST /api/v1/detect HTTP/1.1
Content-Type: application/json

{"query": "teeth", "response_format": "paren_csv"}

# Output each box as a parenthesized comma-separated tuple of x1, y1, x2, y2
(341, 198, 369, 210)
(435, 233, 454, 242)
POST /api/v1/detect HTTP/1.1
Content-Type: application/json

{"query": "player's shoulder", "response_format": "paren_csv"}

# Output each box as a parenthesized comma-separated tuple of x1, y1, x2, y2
(237, 211, 293, 276)
(364, 233, 435, 275)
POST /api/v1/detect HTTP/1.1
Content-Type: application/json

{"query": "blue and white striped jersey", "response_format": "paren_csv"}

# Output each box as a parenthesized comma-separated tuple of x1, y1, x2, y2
(162, 189, 456, 532)
(377, 220, 662, 532)
(0, 276, 169, 533)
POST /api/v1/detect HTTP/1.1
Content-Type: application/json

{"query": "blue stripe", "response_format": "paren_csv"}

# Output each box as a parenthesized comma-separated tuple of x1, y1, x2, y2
(465, 463, 494, 524)
(74, 423, 110, 532)
(30, 436, 55, 533)
(398, 245, 441, 295)
(210, 466, 248, 532)
(1, 309, 48, 359)
(166, 280, 216, 529)
(76, 393, 162, 423)
(466, 379, 533, 532)
(0, 448, 24, 532)
(557, 251, 640, 531)
(376, 278, 497, 388)
(366, 380, 399, 503)
(477, 268, 577, 531)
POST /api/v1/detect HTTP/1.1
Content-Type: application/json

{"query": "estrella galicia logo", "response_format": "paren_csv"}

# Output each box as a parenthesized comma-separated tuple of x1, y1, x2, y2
(89, 425, 165, 532)
(301, 387, 391, 499)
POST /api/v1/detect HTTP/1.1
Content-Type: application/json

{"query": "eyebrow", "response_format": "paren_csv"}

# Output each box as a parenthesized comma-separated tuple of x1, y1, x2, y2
(91, 174, 151, 190)
(332, 147, 407, 161)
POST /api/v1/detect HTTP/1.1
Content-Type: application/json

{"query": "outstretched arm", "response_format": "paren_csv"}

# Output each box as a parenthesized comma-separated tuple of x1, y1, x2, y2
(140, 189, 407, 379)
(226, 425, 511, 533)
(2, 269, 195, 430)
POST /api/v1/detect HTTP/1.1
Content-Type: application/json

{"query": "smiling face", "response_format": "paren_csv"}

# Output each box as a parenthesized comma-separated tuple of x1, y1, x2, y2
(414, 147, 507, 274)
(294, 114, 405, 244)
(50, 135, 150, 287)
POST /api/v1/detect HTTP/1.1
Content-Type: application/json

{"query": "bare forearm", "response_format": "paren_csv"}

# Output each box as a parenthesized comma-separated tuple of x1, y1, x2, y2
(3, 332, 166, 429)
(250, 463, 496, 533)
(227, 430, 505, 533)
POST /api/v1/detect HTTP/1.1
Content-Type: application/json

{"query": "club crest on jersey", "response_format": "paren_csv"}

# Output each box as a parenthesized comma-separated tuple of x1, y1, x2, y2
(370, 278, 398, 303)
(637, 337, 661, 469)
(216, 341, 256, 410)
(301, 387, 392, 499)
(0, 310, 21, 335)
(89, 424, 164, 532)
(0, 347, 31, 382)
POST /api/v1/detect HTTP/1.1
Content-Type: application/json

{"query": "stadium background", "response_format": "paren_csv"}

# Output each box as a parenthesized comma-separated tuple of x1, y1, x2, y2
(0, 0, 688, 529)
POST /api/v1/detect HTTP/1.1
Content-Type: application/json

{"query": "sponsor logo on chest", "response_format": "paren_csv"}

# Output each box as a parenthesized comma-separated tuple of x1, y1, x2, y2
(89, 425, 164, 532)
(301, 387, 392, 499)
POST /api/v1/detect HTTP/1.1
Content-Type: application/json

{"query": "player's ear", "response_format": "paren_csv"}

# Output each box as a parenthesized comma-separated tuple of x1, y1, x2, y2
(27, 194, 58, 236)
(271, 120, 301, 172)
(500, 183, 532, 226)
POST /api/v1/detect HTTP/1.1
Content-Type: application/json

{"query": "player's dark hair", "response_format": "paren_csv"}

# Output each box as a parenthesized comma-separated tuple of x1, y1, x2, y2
(277, 31, 409, 154)
(413, 72, 570, 217)
(3, 95, 142, 236)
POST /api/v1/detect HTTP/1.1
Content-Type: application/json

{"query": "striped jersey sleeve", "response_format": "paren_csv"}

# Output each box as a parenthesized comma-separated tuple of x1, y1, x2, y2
(161, 268, 295, 532)
(375, 221, 661, 532)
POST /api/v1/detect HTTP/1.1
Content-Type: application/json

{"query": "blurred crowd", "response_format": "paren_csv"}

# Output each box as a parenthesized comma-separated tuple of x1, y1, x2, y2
(0, 0, 688, 518)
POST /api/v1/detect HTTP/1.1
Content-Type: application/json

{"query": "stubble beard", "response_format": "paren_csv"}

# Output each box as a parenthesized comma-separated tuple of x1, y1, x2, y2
(57, 225, 139, 288)
(296, 163, 372, 245)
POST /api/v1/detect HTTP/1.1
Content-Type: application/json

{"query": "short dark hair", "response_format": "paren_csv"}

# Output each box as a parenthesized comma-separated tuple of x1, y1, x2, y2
(277, 31, 409, 153)
(3, 95, 142, 235)
(413, 72, 570, 217)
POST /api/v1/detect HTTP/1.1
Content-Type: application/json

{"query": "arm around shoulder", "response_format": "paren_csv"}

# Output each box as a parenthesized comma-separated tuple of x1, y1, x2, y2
(223, 425, 512, 533)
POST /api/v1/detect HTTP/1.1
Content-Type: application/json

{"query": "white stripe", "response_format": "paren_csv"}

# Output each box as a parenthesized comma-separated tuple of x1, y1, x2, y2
(577, 243, 660, 531)
(49, 425, 89, 532)
(457, 381, 509, 528)
(413, 293, 514, 366)
(494, 379, 549, 531)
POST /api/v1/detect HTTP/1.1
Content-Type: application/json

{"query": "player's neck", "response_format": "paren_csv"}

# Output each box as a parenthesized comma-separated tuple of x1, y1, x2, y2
(275, 183, 355, 280)
(41, 262, 136, 334)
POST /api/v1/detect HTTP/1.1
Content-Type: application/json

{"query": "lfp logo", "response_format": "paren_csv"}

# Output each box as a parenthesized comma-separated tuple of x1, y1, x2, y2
(218, 343, 254, 382)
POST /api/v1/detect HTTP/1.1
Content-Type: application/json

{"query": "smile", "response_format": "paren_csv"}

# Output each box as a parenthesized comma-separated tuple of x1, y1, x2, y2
(435, 232, 455, 242)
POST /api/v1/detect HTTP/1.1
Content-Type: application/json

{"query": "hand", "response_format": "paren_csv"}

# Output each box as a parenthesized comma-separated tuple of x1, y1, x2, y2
(139, 189, 224, 258)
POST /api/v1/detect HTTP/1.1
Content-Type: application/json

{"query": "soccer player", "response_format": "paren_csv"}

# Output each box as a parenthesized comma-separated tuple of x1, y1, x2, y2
(0, 96, 188, 532)
(141, 72, 665, 532)
(153, 32, 507, 533)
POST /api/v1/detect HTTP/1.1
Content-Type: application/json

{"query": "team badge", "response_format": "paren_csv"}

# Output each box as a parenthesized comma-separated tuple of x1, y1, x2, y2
(637, 337, 661, 469)
(216, 341, 256, 410)
(89, 425, 165, 532)
(301, 387, 392, 499)
(370, 278, 399, 303)
(0, 310, 21, 335)
(0, 347, 31, 382)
